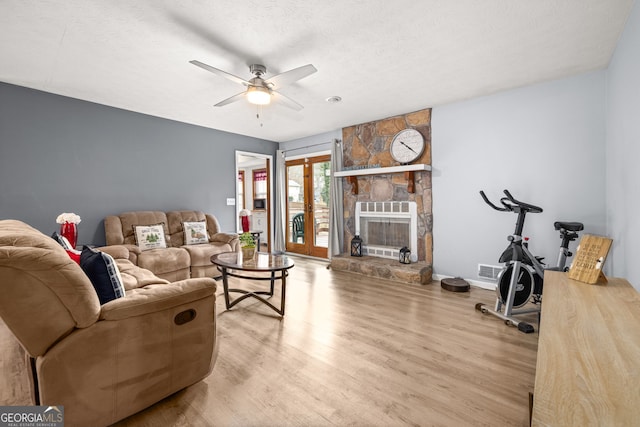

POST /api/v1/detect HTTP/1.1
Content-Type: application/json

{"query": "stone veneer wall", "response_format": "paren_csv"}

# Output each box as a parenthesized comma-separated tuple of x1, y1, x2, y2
(342, 108, 432, 264)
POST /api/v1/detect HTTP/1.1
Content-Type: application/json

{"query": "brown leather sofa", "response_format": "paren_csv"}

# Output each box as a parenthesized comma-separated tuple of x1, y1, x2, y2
(0, 219, 218, 426)
(104, 210, 239, 281)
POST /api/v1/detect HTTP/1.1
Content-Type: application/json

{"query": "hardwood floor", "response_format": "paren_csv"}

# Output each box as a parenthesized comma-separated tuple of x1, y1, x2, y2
(1, 256, 539, 426)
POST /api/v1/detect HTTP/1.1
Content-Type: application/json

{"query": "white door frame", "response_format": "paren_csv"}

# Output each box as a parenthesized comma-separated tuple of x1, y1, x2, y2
(235, 151, 274, 245)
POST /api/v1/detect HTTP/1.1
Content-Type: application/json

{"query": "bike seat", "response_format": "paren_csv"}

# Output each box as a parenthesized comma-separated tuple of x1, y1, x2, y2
(554, 221, 584, 232)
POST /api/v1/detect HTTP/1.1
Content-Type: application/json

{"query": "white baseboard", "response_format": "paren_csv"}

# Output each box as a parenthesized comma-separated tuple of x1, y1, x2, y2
(433, 274, 497, 291)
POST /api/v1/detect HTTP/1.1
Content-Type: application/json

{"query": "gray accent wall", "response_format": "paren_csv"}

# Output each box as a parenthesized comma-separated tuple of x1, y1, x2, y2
(606, 0, 640, 290)
(0, 82, 277, 246)
(432, 71, 607, 284)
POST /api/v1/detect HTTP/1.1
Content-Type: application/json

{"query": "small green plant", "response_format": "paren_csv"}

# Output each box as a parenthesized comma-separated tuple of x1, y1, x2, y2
(239, 232, 255, 248)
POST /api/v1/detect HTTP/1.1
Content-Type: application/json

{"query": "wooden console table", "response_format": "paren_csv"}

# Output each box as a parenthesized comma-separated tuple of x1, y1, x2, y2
(531, 271, 640, 426)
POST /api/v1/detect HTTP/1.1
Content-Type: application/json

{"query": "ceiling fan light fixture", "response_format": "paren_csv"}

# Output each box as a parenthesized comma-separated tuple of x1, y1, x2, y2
(247, 86, 271, 105)
(191, 60, 316, 110)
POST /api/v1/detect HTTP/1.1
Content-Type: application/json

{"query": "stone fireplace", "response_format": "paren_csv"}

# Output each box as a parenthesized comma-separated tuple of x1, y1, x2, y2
(330, 108, 432, 284)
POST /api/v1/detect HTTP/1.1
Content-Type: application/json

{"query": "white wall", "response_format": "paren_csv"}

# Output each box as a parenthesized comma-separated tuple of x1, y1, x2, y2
(606, 0, 640, 290)
(432, 71, 607, 283)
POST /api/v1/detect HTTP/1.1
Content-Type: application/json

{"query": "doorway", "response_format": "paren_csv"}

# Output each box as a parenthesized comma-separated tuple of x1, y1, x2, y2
(236, 152, 272, 252)
(285, 155, 330, 258)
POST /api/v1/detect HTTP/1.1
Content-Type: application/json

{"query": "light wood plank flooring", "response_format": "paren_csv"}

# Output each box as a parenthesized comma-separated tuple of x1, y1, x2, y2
(1, 256, 539, 426)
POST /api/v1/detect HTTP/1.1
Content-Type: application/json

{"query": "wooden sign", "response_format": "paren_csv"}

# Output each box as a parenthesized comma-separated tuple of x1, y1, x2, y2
(567, 234, 613, 284)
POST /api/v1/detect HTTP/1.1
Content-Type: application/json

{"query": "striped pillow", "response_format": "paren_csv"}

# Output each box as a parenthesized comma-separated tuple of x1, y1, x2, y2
(80, 246, 125, 305)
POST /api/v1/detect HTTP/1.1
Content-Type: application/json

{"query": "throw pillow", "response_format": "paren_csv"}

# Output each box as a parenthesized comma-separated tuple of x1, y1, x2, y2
(80, 246, 126, 305)
(52, 231, 82, 263)
(183, 221, 209, 245)
(133, 224, 167, 251)
(66, 249, 81, 264)
(51, 231, 73, 250)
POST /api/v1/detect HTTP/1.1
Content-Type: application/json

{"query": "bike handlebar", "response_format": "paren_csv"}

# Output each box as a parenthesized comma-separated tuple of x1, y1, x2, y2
(479, 189, 543, 214)
(479, 190, 509, 211)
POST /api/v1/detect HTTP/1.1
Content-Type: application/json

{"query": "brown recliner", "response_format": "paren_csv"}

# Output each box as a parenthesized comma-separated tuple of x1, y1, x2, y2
(104, 211, 192, 281)
(166, 210, 239, 278)
(0, 220, 218, 427)
(104, 210, 239, 280)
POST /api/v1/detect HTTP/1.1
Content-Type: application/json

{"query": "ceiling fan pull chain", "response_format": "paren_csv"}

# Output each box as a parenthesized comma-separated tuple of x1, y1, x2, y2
(256, 105, 264, 127)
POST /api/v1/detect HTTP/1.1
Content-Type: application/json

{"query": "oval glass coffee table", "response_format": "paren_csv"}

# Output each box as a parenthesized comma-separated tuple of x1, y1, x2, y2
(211, 252, 295, 316)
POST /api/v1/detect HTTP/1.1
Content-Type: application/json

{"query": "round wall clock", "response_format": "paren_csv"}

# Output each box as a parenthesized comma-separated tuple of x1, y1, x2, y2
(390, 129, 425, 164)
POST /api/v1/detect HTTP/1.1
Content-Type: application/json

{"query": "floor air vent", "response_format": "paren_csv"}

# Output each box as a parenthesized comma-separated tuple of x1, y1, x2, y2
(478, 264, 502, 281)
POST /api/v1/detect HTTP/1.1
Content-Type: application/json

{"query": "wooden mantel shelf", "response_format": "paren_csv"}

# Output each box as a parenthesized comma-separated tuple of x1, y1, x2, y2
(333, 164, 431, 194)
(333, 163, 431, 177)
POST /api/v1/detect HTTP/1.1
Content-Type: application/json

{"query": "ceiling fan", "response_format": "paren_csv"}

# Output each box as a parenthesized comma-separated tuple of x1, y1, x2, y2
(190, 60, 317, 111)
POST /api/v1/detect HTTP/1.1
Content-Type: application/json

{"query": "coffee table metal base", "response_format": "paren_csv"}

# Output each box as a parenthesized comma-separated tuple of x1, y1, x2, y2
(218, 268, 289, 316)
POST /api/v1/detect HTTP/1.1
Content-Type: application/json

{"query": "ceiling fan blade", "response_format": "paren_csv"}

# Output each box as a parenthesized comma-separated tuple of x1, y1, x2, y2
(214, 91, 246, 107)
(272, 91, 304, 111)
(267, 64, 317, 89)
(190, 60, 250, 86)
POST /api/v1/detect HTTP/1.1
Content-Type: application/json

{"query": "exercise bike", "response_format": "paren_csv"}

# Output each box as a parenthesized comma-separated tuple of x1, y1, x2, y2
(475, 189, 583, 333)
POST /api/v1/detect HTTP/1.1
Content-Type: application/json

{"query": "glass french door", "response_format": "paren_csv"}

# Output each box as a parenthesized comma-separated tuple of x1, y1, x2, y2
(285, 155, 330, 258)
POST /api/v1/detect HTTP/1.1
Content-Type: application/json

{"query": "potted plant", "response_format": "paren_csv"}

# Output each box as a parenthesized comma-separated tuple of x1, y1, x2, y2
(239, 232, 256, 260)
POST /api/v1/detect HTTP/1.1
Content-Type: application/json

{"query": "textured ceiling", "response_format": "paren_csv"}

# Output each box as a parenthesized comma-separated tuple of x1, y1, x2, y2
(0, 1, 634, 142)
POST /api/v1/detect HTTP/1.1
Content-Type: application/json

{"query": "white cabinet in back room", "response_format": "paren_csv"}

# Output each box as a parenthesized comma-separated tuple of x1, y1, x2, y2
(251, 210, 268, 248)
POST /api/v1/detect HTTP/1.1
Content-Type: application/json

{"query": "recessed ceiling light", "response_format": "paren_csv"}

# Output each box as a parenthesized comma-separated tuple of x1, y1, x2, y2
(326, 96, 342, 103)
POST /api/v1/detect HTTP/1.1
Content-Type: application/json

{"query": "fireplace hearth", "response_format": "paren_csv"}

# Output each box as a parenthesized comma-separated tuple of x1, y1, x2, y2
(330, 253, 432, 285)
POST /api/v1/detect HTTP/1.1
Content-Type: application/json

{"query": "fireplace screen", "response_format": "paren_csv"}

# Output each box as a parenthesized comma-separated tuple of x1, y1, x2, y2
(355, 201, 417, 262)
(361, 219, 410, 248)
